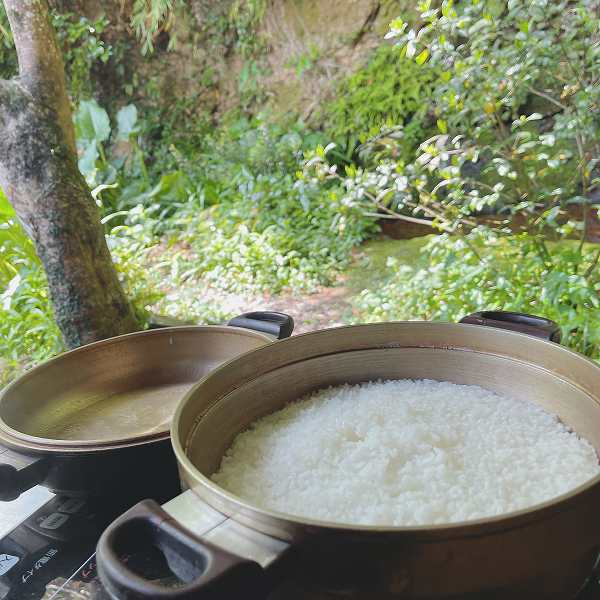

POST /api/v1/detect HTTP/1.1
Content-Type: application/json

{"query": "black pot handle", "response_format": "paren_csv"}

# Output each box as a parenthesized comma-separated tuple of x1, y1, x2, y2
(460, 311, 561, 343)
(0, 448, 48, 501)
(228, 311, 294, 340)
(97, 499, 267, 600)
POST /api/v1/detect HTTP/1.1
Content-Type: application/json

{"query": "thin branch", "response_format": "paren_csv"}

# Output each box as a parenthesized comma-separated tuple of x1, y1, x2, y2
(462, 235, 488, 266)
(584, 248, 600, 278)
(526, 86, 567, 111)
(360, 189, 437, 227)
(576, 143, 590, 258)
(370, 204, 435, 227)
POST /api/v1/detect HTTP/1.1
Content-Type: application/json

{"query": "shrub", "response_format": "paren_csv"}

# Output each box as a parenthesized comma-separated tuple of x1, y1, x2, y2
(379, 0, 599, 231)
(307, 0, 600, 359)
(355, 230, 600, 360)
(323, 43, 437, 161)
(168, 116, 378, 294)
(0, 192, 63, 378)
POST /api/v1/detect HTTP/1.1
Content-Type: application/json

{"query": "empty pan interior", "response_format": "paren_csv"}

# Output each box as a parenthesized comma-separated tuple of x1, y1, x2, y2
(0, 327, 269, 446)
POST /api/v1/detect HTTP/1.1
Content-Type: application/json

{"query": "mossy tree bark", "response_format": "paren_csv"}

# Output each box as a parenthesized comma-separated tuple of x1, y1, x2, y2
(0, 0, 139, 348)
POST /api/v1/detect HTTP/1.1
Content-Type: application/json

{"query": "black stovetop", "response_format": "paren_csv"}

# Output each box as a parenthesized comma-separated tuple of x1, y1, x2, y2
(2, 491, 600, 600)
(0, 485, 181, 600)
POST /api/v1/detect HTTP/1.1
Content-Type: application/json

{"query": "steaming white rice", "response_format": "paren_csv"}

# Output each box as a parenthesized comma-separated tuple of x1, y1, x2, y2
(212, 380, 600, 526)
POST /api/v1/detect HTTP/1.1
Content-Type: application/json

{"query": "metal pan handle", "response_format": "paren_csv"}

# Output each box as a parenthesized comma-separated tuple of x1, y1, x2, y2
(97, 499, 267, 600)
(459, 311, 561, 343)
(0, 448, 48, 501)
(228, 311, 294, 340)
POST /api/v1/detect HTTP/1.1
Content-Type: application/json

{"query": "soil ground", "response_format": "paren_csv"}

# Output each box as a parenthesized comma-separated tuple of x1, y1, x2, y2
(249, 236, 427, 334)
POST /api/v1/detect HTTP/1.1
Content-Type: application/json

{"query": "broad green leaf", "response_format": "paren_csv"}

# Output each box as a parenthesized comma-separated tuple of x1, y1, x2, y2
(74, 99, 111, 144)
(116, 104, 138, 140)
(78, 140, 99, 181)
(415, 49, 430, 65)
(144, 171, 189, 204)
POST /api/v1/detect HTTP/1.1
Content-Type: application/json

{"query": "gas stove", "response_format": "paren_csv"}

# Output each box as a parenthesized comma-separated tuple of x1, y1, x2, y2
(0, 481, 181, 600)
(2, 489, 600, 600)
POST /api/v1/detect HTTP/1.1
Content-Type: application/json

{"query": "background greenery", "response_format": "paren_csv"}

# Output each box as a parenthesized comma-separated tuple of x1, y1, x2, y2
(0, 0, 598, 383)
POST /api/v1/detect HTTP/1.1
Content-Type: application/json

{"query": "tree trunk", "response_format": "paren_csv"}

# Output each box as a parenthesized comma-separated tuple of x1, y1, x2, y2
(0, 0, 139, 348)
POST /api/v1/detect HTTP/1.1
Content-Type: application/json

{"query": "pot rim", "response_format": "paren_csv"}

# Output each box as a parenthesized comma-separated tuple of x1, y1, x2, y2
(0, 325, 273, 453)
(171, 320, 600, 538)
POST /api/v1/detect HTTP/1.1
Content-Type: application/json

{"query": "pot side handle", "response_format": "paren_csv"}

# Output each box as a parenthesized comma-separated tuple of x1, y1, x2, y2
(460, 311, 561, 343)
(0, 448, 48, 501)
(96, 499, 267, 600)
(228, 311, 294, 340)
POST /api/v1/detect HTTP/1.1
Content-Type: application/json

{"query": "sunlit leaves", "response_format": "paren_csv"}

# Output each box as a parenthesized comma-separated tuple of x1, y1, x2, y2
(415, 49, 430, 65)
(355, 231, 600, 360)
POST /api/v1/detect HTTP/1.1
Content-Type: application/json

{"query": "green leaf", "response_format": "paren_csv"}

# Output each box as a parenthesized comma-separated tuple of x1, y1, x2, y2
(388, 17, 404, 33)
(437, 119, 448, 134)
(116, 104, 138, 141)
(78, 139, 99, 180)
(441, 0, 453, 18)
(74, 100, 111, 144)
(486, 0, 505, 17)
(144, 171, 189, 204)
(0, 188, 15, 218)
(468, 19, 490, 35)
(415, 49, 430, 65)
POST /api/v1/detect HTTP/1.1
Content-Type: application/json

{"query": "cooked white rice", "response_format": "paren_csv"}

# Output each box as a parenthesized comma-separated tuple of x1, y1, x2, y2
(212, 380, 600, 526)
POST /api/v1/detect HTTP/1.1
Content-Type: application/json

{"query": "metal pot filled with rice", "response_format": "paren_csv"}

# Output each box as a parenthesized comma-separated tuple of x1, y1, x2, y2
(97, 312, 600, 600)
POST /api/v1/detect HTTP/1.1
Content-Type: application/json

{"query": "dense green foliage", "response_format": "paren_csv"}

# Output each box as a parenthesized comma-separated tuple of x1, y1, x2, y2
(0, 7, 111, 100)
(75, 98, 375, 294)
(131, 0, 186, 55)
(54, 13, 112, 102)
(0, 192, 62, 382)
(166, 117, 375, 293)
(0, 3, 15, 79)
(356, 231, 600, 357)
(0, 94, 375, 377)
(306, 0, 600, 360)
(324, 43, 437, 160)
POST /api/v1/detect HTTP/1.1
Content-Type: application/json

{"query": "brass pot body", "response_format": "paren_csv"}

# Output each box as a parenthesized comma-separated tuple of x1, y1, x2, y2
(172, 322, 600, 598)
